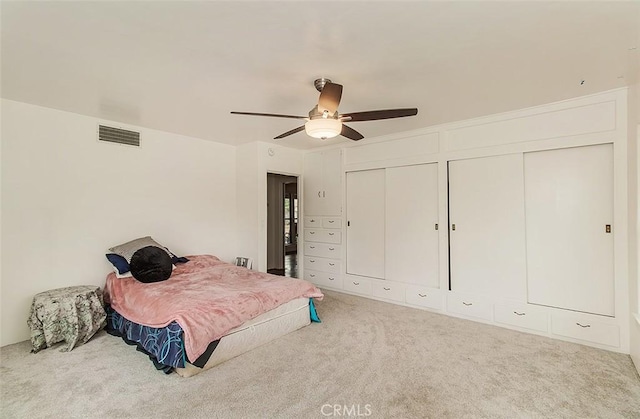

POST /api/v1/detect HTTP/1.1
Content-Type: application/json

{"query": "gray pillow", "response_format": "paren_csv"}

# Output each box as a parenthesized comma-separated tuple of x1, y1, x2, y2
(108, 236, 174, 263)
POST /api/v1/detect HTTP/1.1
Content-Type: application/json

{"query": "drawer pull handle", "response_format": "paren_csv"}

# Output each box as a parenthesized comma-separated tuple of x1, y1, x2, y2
(353, 282, 360, 285)
(329, 277, 335, 281)
(309, 260, 315, 263)
(329, 263, 335, 266)
(309, 246, 316, 249)
(576, 323, 591, 328)
(309, 231, 315, 234)
(328, 220, 334, 223)
(310, 274, 316, 278)
(418, 293, 427, 298)
(513, 311, 525, 316)
(462, 302, 472, 306)
(383, 287, 391, 291)
(329, 233, 335, 236)
(310, 219, 316, 222)
(329, 247, 335, 250)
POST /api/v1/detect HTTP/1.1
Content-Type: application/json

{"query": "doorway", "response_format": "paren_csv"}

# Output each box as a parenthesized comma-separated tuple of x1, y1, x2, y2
(267, 173, 299, 277)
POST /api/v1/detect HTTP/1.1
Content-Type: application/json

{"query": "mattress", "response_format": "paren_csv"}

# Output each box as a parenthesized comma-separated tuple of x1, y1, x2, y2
(175, 297, 310, 377)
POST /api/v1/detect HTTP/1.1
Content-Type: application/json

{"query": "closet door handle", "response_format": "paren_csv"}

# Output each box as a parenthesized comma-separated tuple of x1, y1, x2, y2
(318, 191, 321, 198)
(576, 323, 591, 328)
(452, 224, 456, 231)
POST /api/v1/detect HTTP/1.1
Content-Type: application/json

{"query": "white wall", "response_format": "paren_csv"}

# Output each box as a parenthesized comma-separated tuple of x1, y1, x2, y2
(630, 83, 640, 373)
(0, 99, 238, 346)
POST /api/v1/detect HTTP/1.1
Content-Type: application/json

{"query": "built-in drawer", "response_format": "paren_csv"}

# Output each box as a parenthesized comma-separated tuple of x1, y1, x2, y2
(304, 270, 342, 289)
(494, 303, 548, 332)
(304, 256, 341, 274)
(305, 229, 341, 244)
(343, 277, 372, 295)
(304, 243, 341, 259)
(371, 279, 405, 302)
(447, 293, 493, 321)
(405, 285, 444, 311)
(304, 217, 322, 228)
(322, 217, 342, 229)
(551, 314, 620, 347)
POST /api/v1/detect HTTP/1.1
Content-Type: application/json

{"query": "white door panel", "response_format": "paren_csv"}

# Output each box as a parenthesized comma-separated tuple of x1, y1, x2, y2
(448, 154, 527, 300)
(386, 164, 439, 287)
(346, 170, 385, 278)
(525, 144, 614, 316)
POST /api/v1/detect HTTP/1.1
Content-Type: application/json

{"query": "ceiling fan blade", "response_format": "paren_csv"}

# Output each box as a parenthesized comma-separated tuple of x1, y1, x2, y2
(274, 125, 305, 139)
(230, 111, 307, 120)
(340, 124, 364, 141)
(340, 108, 418, 122)
(318, 82, 343, 114)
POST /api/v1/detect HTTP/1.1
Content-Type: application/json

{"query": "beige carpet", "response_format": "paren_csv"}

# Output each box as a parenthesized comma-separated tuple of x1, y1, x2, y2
(1, 290, 639, 418)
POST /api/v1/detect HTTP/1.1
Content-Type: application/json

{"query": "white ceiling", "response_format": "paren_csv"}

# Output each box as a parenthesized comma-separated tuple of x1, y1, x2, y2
(2, 1, 639, 150)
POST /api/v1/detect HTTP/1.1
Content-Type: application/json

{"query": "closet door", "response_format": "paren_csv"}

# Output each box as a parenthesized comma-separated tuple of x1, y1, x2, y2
(346, 169, 385, 278)
(386, 164, 439, 287)
(448, 154, 527, 300)
(322, 149, 343, 216)
(525, 144, 614, 316)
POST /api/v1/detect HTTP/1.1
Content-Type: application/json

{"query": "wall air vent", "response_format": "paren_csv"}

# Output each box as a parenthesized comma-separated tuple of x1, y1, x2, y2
(98, 125, 140, 147)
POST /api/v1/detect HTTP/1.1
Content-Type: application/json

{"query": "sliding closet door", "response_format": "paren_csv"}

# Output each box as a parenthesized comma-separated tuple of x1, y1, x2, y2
(346, 169, 385, 278)
(386, 164, 439, 287)
(525, 144, 614, 316)
(448, 154, 527, 300)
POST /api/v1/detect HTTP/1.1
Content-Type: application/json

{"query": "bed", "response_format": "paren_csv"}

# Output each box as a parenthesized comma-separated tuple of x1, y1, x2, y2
(103, 254, 323, 376)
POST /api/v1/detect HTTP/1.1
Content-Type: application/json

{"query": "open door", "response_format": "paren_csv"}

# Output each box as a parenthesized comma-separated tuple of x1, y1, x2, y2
(267, 173, 298, 277)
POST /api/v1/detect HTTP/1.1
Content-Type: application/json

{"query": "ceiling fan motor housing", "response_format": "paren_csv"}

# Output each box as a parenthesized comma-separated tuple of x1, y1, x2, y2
(314, 78, 332, 92)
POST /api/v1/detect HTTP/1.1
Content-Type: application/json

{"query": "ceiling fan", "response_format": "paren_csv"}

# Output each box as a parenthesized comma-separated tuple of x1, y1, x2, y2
(230, 78, 418, 141)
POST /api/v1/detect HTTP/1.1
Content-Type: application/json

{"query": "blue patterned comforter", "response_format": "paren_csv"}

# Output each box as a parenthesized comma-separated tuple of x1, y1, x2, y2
(106, 306, 186, 368)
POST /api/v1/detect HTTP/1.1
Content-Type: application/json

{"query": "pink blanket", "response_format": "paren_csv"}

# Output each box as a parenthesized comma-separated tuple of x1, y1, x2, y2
(104, 255, 323, 362)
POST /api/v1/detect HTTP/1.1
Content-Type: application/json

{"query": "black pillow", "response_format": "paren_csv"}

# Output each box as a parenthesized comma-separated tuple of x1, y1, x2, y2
(129, 246, 173, 283)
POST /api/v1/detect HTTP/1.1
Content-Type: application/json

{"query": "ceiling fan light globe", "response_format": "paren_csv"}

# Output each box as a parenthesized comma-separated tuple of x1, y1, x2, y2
(305, 118, 342, 139)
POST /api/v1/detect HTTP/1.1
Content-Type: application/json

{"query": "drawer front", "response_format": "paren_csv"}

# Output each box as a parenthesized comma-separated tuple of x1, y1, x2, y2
(494, 304, 548, 332)
(323, 217, 342, 229)
(371, 279, 405, 302)
(304, 256, 341, 274)
(304, 243, 341, 259)
(343, 277, 372, 295)
(447, 293, 493, 321)
(304, 229, 342, 244)
(304, 217, 322, 228)
(405, 285, 444, 310)
(304, 270, 342, 289)
(551, 315, 620, 347)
